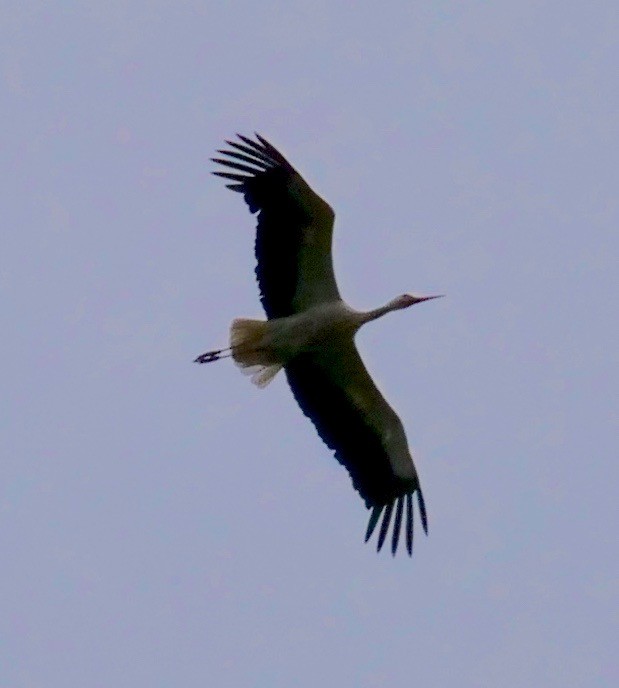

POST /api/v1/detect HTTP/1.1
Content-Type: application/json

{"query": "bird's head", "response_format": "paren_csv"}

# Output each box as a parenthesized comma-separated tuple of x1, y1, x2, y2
(390, 293, 444, 310)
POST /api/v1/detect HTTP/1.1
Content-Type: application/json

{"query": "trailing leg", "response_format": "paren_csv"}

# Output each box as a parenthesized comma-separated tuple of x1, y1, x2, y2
(194, 347, 231, 364)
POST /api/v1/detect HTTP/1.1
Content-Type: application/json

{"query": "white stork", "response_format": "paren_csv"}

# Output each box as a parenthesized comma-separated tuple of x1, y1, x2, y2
(195, 134, 442, 556)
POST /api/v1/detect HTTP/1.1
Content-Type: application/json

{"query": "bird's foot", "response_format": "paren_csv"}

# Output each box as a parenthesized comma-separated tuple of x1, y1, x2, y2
(194, 348, 231, 364)
(194, 350, 221, 364)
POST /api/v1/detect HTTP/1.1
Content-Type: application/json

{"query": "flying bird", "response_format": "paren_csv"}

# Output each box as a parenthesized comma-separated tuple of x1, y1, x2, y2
(195, 133, 442, 556)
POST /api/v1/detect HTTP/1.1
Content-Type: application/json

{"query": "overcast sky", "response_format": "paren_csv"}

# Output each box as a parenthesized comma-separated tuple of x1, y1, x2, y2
(2, 2, 617, 686)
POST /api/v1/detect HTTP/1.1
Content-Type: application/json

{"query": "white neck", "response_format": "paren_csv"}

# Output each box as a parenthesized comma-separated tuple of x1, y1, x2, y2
(359, 300, 400, 325)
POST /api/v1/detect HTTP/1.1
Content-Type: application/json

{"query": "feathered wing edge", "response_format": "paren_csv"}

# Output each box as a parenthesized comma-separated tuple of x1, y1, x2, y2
(364, 489, 428, 557)
(285, 346, 428, 558)
(212, 133, 338, 319)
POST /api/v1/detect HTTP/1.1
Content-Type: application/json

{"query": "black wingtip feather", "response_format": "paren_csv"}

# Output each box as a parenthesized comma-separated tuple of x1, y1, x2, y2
(211, 158, 264, 175)
(254, 132, 291, 167)
(212, 171, 249, 182)
(391, 496, 404, 556)
(364, 490, 425, 557)
(406, 493, 413, 556)
(417, 489, 428, 535)
(217, 149, 272, 169)
(236, 133, 267, 154)
(365, 505, 383, 542)
(376, 502, 394, 552)
(224, 139, 274, 165)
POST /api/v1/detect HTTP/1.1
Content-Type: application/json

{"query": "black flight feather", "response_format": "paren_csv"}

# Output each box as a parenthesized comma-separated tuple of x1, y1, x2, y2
(212, 133, 332, 318)
(285, 349, 425, 557)
(392, 496, 404, 556)
(365, 505, 383, 542)
(225, 139, 275, 165)
(406, 493, 414, 556)
(217, 149, 273, 169)
(210, 158, 265, 175)
(377, 502, 394, 552)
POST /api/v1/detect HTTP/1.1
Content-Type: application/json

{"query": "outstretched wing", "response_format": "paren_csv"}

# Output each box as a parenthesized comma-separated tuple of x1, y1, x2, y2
(285, 341, 428, 556)
(212, 134, 339, 319)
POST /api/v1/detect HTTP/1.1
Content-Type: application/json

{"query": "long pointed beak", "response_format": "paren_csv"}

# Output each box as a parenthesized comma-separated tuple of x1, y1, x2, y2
(417, 294, 445, 303)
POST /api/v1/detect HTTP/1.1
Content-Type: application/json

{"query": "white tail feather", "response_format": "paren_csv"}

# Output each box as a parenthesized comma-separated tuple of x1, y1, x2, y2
(229, 318, 282, 388)
(239, 362, 283, 388)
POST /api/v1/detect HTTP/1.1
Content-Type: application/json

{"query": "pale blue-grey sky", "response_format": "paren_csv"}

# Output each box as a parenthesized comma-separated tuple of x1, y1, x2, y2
(2, 2, 617, 686)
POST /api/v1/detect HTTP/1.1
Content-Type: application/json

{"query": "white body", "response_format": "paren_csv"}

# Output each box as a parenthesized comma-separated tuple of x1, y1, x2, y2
(260, 301, 361, 360)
